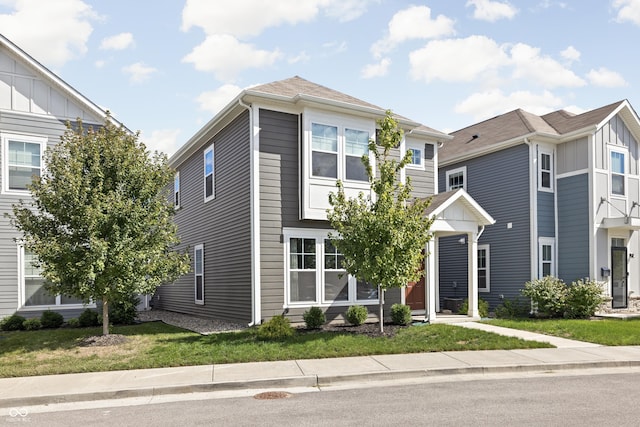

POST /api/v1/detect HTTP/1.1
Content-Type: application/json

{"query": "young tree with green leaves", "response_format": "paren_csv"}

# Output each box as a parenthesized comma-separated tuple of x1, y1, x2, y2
(327, 111, 434, 333)
(12, 118, 190, 336)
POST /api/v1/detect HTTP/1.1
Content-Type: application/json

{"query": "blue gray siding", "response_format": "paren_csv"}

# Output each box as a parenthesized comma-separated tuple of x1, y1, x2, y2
(154, 111, 252, 323)
(557, 173, 590, 282)
(439, 144, 531, 309)
(537, 192, 555, 237)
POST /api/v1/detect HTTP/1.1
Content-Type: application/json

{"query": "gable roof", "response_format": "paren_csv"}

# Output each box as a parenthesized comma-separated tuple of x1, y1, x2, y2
(440, 100, 636, 165)
(0, 33, 121, 127)
(424, 188, 495, 229)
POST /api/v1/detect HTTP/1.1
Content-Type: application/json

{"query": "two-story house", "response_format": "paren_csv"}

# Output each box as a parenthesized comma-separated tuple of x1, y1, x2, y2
(154, 76, 494, 325)
(0, 34, 118, 320)
(438, 100, 640, 313)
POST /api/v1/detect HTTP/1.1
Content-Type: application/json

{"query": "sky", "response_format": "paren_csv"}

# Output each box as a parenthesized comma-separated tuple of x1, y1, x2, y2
(1, 0, 639, 156)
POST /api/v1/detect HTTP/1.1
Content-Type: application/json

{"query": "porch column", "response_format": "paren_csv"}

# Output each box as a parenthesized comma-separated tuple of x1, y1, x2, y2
(426, 236, 437, 322)
(467, 231, 479, 318)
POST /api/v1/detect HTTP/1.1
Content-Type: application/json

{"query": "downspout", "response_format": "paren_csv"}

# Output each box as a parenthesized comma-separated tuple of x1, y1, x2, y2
(475, 225, 486, 242)
(239, 98, 260, 327)
(524, 137, 537, 281)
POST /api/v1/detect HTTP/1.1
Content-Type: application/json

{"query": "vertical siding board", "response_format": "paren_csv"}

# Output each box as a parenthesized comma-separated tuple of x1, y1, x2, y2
(557, 174, 590, 282)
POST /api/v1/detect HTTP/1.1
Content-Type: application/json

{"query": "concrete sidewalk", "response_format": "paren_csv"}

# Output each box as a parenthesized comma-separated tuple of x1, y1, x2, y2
(1, 323, 640, 409)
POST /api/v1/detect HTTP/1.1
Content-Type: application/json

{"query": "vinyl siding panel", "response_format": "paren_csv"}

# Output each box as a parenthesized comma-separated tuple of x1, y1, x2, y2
(557, 137, 588, 174)
(154, 111, 252, 323)
(407, 143, 436, 198)
(537, 191, 555, 238)
(439, 144, 531, 309)
(557, 173, 590, 282)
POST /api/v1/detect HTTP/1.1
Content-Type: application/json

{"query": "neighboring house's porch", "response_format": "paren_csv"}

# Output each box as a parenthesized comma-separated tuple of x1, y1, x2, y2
(404, 189, 495, 323)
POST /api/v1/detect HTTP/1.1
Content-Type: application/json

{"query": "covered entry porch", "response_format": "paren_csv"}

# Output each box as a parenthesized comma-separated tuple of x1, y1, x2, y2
(404, 189, 495, 323)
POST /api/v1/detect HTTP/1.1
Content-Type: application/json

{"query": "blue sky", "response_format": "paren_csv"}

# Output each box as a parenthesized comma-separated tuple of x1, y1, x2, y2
(1, 0, 639, 156)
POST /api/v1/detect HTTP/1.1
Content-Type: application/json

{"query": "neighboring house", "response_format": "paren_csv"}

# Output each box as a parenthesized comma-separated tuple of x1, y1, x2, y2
(0, 34, 118, 320)
(154, 76, 493, 325)
(438, 100, 640, 312)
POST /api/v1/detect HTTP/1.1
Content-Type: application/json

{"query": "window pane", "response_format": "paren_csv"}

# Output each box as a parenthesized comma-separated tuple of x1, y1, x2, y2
(410, 149, 422, 165)
(345, 155, 368, 181)
(542, 245, 551, 262)
(357, 280, 378, 300)
(541, 171, 551, 188)
(478, 249, 486, 268)
(612, 174, 624, 195)
(205, 174, 213, 197)
(324, 272, 349, 301)
(312, 123, 337, 152)
(205, 150, 214, 175)
(24, 278, 55, 306)
(542, 263, 551, 277)
(9, 141, 40, 167)
(195, 248, 203, 274)
(290, 271, 316, 302)
(611, 152, 624, 174)
(449, 172, 464, 190)
(9, 166, 39, 190)
(478, 271, 487, 290)
(195, 276, 203, 301)
(345, 129, 368, 156)
(541, 153, 550, 171)
(312, 152, 337, 178)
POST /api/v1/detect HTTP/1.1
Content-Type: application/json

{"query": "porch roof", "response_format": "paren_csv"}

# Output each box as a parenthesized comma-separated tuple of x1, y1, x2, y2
(423, 189, 495, 234)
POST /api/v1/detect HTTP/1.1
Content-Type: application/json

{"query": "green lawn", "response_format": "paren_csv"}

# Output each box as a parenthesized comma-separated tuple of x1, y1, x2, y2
(0, 321, 551, 378)
(486, 318, 640, 346)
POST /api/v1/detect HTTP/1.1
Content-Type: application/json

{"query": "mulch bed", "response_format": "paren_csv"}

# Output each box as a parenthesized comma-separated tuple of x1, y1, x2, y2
(298, 322, 409, 338)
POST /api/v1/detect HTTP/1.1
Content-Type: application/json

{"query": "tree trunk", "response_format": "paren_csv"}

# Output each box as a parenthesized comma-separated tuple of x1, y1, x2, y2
(378, 285, 384, 333)
(102, 297, 109, 336)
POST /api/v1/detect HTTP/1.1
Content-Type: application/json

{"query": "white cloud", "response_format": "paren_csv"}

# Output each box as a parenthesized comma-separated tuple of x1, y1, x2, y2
(122, 62, 157, 83)
(613, 0, 640, 25)
(466, 0, 517, 22)
(0, 0, 97, 67)
(455, 89, 563, 121)
(586, 67, 628, 87)
(100, 32, 134, 50)
(560, 45, 580, 62)
(288, 51, 311, 64)
(361, 58, 391, 78)
(141, 129, 182, 157)
(94, 59, 106, 68)
(183, 35, 282, 82)
(409, 36, 507, 83)
(195, 84, 243, 115)
(371, 5, 455, 58)
(323, 0, 374, 22)
(509, 43, 585, 88)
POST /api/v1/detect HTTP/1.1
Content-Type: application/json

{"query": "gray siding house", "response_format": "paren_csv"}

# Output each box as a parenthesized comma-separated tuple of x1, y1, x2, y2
(438, 100, 640, 312)
(0, 34, 117, 319)
(154, 76, 493, 325)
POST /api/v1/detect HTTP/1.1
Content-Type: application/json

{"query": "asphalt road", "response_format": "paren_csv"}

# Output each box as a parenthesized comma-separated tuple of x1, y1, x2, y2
(7, 370, 640, 426)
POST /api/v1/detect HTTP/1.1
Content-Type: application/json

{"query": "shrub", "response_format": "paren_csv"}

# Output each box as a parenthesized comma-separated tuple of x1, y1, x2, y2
(303, 306, 325, 329)
(458, 298, 489, 318)
(0, 314, 26, 331)
(256, 315, 294, 341)
(40, 310, 64, 329)
(565, 279, 605, 319)
(521, 276, 567, 318)
(345, 305, 368, 326)
(78, 309, 99, 327)
(109, 294, 140, 325)
(495, 297, 530, 319)
(23, 318, 42, 331)
(66, 318, 80, 328)
(390, 303, 412, 325)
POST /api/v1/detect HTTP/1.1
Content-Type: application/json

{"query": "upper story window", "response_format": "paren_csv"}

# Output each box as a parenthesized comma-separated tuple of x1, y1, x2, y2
(446, 166, 466, 191)
(310, 121, 369, 182)
(174, 172, 180, 208)
(344, 129, 369, 181)
(538, 150, 553, 192)
(611, 151, 625, 196)
(204, 144, 215, 202)
(406, 142, 424, 170)
(2, 134, 46, 193)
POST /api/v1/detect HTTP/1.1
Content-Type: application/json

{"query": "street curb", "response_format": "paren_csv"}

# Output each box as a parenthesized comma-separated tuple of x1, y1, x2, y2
(3, 360, 640, 409)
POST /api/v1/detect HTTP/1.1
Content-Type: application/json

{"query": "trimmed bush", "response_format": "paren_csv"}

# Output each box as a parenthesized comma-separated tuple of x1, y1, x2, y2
(345, 305, 368, 326)
(390, 303, 412, 325)
(256, 315, 294, 341)
(495, 297, 530, 319)
(66, 318, 80, 328)
(40, 310, 64, 329)
(109, 294, 140, 325)
(303, 306, 325, 329)
(0, 314, 26, 331)
(458, 298, 490, 318)
(522, 276, 567, 318)
(78, 309, 99, 327)
(565, 279, 605, 319)
(23, 318, 42, 331)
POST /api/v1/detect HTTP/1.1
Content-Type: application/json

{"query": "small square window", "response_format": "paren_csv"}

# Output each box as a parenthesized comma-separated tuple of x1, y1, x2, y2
(446, 167, 466, 191)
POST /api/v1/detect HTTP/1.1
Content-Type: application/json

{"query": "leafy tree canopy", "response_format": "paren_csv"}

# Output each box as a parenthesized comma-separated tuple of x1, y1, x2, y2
(12, 118, 189, 335)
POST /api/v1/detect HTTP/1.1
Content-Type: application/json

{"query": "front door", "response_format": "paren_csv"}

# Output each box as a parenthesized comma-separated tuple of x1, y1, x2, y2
(611, 239, 628, 309)
(406, 258, 425, 310)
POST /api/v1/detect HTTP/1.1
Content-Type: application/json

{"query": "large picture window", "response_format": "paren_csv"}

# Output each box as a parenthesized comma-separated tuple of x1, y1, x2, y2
(2, 134, 45, 193)
(285, 229, 378, 306)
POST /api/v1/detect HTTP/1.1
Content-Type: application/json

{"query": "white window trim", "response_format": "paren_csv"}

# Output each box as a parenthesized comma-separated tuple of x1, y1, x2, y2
(538, 237, 556, 278)
(446, 166, 466, 191)
(609, 147, 627, 198)
(16, 245, 93, 311)
(1, 132, 47, 195)
(194, 244, 204, 305)
(538, 149, 554, 192)
(203, 144, 215, 202)
(174, 171, 180, 209)
(283, 228, 379, 308)
(406, 141, 425, 170)
(477, 244, 490, 293)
